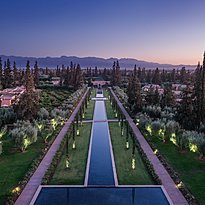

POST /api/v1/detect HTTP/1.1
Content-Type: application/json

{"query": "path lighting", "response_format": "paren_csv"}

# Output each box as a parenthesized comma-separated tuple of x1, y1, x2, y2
(12, 186, 21, 194)
(121, 128, 124, 136)
(126, 141, 129, 149)
(72, 141, 76, 149)
(82, 113, 85, 119)
(176, 181, 184, 189)
(115, 113, 118, 118)
(77, 129, 80, 136)
(60, 119, 64, 126)
(154, 149, 158, 154)
(136, 119, 140, 126)
(65, 156, 70, 168)
(118, 121, 121, 126)
(132, 157, 136, 170)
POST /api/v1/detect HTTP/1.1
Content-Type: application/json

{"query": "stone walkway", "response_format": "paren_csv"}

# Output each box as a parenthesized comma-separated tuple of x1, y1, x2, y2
(110, 89, 188, 205)
(14, 88, 90, 205)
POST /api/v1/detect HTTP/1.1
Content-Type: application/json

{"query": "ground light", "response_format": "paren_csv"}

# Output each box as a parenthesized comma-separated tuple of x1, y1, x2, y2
(121, 128, 124, 136)
(136, 118, 140, 126)
(176, 181, 184, 189)
(65, 156, 70, 168)
(77, 129, 80, 136)
(126, 141, 129, 149)
(72, 141, 76, 149)
(154, 149, 158, 154)
(12, 186, 20, 194)
(189, 143, 198, 153)
(132, 157, 136, 170)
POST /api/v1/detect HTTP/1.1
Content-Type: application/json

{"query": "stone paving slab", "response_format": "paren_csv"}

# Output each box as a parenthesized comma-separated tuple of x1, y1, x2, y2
(14, 88, 90, 205)
(110, 89, 188, 205)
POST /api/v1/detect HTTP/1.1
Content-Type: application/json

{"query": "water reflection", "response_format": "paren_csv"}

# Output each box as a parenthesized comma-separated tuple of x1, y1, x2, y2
(88, 90, 115, 185)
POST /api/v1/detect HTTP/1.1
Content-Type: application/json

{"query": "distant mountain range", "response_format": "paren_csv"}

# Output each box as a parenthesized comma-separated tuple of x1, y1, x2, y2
(0, 55, 196, 70)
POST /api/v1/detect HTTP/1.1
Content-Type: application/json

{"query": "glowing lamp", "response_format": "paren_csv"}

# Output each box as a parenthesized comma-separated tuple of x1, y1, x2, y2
(189, 143, 198, 153)
(176, 181, 183, 189)
(12, 186, 20, 193)
(146, 125, 152, 135)
(154, 149, 158, 154)
(72, 141, 76, 149)
(132, 158, 136, 170)
(65, 158, 70, 168)
(77, 129, 80, 136)
(126, 141, 129, 149)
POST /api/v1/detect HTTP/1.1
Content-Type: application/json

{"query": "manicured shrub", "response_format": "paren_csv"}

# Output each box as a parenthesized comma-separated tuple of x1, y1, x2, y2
(164, 120, 179, 143)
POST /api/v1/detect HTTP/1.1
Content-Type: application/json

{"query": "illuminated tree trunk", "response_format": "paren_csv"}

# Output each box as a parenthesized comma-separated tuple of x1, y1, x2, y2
(132, 134, 136, 170)
(121, 116, 124, 136)
(126, 121, 129, 149)
(76, 114, 80, 136)
(72, 122, 76, 149)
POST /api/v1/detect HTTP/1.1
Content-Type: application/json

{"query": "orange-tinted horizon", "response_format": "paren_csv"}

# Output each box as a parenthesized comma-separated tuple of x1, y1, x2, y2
(1, 0, 205, 66)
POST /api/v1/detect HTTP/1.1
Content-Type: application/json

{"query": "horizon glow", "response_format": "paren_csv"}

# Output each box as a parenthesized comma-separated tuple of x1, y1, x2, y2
(0, 0, 205, 65)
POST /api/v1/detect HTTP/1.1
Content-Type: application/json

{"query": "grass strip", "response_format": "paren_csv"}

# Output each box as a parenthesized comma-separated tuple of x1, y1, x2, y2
(50, 122, 92, 185)
(109, 122, 154, 185)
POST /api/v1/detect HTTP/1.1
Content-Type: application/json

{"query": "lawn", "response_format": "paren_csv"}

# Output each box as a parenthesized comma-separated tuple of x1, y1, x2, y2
(50, 122, 92, 185)
(0, 126, 60, 205)
(147, 135, 205, 205)
(109, 122, 154, 185)
(103, 89, 116, 119)
(83, 89, 96, 120)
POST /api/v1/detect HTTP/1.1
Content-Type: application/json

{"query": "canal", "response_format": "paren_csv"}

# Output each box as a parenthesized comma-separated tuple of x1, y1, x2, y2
(87, 90, 116, 185)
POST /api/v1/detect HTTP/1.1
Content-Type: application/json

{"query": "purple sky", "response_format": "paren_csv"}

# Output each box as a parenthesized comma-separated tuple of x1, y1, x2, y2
(0, 0, 205, 64)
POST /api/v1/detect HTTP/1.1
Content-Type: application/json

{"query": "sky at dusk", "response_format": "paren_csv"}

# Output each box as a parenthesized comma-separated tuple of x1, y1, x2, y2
(0, 0, 205, 65)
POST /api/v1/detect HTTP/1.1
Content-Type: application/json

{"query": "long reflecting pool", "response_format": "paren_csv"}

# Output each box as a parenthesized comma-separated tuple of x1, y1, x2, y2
(34, 187, 170, 205)
(88, 93, 115, 185)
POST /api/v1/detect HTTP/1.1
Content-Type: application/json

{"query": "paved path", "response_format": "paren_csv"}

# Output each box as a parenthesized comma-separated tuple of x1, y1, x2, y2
(110, 88, 188, 205)
(14, 88, 90, 205)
